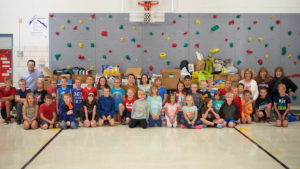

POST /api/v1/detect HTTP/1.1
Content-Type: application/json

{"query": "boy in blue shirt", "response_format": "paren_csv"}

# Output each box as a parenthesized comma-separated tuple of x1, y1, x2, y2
(15, 79, 31, 124)
(274, 84, 291, 127)
(110, 77, 125, 122)
(72, 78, 83, 121)
(97, 86, 115, 126)
(60, 93, 78, 129)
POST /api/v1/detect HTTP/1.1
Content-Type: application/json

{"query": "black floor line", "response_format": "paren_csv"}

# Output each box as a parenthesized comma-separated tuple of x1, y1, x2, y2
(234, 127, 289, 169)
(21, 129, 63, 169)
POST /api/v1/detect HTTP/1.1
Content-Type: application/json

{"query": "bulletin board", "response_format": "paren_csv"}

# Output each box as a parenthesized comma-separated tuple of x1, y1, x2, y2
(49, 13, 300, 105)
(0, 49, 12, 83)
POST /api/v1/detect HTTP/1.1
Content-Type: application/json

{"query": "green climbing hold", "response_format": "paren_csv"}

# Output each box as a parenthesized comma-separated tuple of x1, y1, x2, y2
(265, 43, 269, 48)
(119, 25, 124, 30)
(184, 43, 189, 47)
(196, 31, 200, 35)
(270, 25, 274, 31)
(125, 55, 131, 60)
(178, 14, 182, 18)
(67, 19, 71, 24)
(211, 25, 220, 31)
(288, 31, 292, 36)
(67, 43, 72, 47)
(230, 42, 234, 48)
(90, 43, 95, 48)
(149, 32, 153, 36)
(166, 61, 171, 65)
(236, 14, 241, 19)
(102, 55, 107, 59)
(298, 54, 300, 60)
(85, 26, 89, 30)
(282, 46, 287, 55)
(292, 95, 297, 100)
(248, 26, 252, 30)
(237, 60, 242, 66)
(55, 54, 61, 61)
(108, 14, 112, 18)
(131, 38, 136, 43)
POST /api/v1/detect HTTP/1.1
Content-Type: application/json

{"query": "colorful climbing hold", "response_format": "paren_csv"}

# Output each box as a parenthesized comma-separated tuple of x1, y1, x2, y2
(172, 20, 176, 24)
(90, 66, 94, 71)
(90, 14, 95, 19)
(67, 43, 72, 47)
(236, 14, 241, 18)
(55, 32, 59, 36)
(60, 25, 65, 30)
(265, 43, 269, 48)
(211, 25, 220, 31)
(210, 48, 220, 54)
(195, 19, 200, 24)
(79, 20, 83, 24)
(125, 55, 131, 60)
(166, 61, 171, 65)
(79, 43, 83, 48)
(288, 31, 292, 36)
(298, 54, 300, 60)
(288, 54, 292, 58)
(225, 38, 228, 42)
(167, 37, 171, 42)
(282, 46, 287, 55)
(270, 25, 274, 31)
(101, 31, 108, 36)
(161, 32, 165, 36)
(196, 31, 200, 35)
(253, 20, 258, 24)
(265, 55, 269, 60)
(246, 50, 253, 54)
(120, 37, 124, 42)
(288, 43, 291, 47)
(248, 26, 251, 30)
(132, 26, 136, 30)
(228, 20, 235, 25)
(78, 55, 85, 60)
(108, 14, 112, 18)
(119, 25, 124, 29)
(136, 44, 141, 48)
(213, 15, 217, 19)
(276, 19, 280, 24)
(230, 42, 234, 48)
(195, 43, 200, 48)
(292, 95, 297, 100)
(144, 50, 147, 53)
(258, 59, 263, 65)
(183, 32, 188, 35)
(237, 27, 240, 30)
(149, 32, 153, 36)
(183, 43, 189, 47)
(90, 43, 95, 48)
(55, 54, 61, 61)
(108, 50, 112, 53)
(237, 60, 242, 65)
(67, 20, 71, 24)
(178, 14, 182, 18)
(131, 38, 136, 43)
(160, 52, 167, 59)
(50, 14, 54, 18)
(258, 37, 263, 44)
(73, 26, 78, 30)
(85, 26, 89, 30)
(248, 37, 252, 42)
(293, 61, 297, 64)
(172, 43, 177, 48)
(67, 66, 72, 70)
(149, 65, 153, 71)
(270, 15, 274, 19)
(102, 55, 107, 59)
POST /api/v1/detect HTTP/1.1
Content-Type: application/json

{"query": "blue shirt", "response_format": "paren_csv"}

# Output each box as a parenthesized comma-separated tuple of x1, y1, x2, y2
(58, 87, 71, 105)
(97, 96, 115, 117)
(207, 86, 218, 99)
(19, 69, 44, 91)
(147, 96, 162, 116)
(274, 95, 291, 115)
(16, 88, 31, 99)
(111, 87, 125, 111)
(72, 88, 83, 108)
(213, 100, 224, 113)
(138, 84, 151, 96)
(158, 87, 167, 103)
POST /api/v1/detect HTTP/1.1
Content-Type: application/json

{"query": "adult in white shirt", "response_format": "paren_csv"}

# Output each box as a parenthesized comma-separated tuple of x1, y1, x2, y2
(19, 60, 44, 91)
(239, 68, 259, 100)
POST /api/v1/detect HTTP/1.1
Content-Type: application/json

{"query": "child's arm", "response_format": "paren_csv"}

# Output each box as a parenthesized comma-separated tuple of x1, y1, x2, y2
(15, 95, 26, 103)
(246, 103, 253, 115)
(84, 106, 89, 121)
(0, 95, 14, 101)
(212, 108, 220, 119)
(282, 104, 290, 120)
(69, 89, 73, 101)
(67, 110, 73, 115)
(202, 109, 209, 119)
(40, 112, 52, 124)
(92, 105, 96, 120)
(192, 110, 198, 123)
(273, 102, 281, 119)
(52, 112, 56, 124)
(183, 111, 191, 123)
(22, 105, 30, 122)
(56, 90, 59, 112)
(156, 109, 161, 119)
(32, 105, 39, 121)
(109, 99, 115, 117)
(162, 93, 168, 105)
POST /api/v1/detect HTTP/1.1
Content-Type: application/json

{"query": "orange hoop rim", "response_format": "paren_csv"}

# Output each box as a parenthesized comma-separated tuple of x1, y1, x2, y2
(138, 1, 159, 11)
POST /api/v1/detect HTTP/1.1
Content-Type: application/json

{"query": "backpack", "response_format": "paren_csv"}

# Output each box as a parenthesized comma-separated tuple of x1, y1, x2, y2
(213, 59, 224, 73)
(180, 60, 189, 72)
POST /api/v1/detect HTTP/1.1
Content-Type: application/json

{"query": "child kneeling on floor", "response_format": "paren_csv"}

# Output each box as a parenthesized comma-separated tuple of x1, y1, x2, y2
(83, 92, 97, 128)
(241, 90, 253, 124)
(147, 85, 163, 127)
(200, 98, 224, 129)
(97, 86, 115, 126)
(40, 94, 59, 129)
(181, 95, 202, 129)
(219, 92, 241, 128)
(129, 90, 149, 129)
(119, 88, 137, 125)
(273, 84, 290, 127)
(22, 93, 38, 130)
(60, 93, 78, 129)
(164, 93, 179, 128)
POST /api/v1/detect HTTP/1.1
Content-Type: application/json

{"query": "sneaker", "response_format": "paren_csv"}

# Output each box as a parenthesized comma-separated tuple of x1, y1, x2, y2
(17, 120, 22, 125)
(194, 125, 203, 129)
(181, 124, 188, 129)
(4, 118, 9, 125)
(216, 123, 223, 129)
(202, 124, 207, 128)
(265, 117, 271, 123)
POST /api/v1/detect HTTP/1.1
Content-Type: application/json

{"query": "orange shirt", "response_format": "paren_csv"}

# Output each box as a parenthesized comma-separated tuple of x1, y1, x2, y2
(241, 98, 253, 117)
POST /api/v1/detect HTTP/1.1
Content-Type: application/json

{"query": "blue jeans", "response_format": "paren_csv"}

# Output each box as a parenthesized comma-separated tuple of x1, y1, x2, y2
(60, 120, 78, 129)
(180, 118, 202, 128)
(149, 115, 162, 127)
(16, 102, 24, 122)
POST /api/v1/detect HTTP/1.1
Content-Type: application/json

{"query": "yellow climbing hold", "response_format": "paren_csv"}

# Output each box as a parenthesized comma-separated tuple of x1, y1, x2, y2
(90, 66, 94, 71)
(160, 52, 167, 59)
(132, 26, 136, 30)
(288, 43, 291, 47)
(120, 37, 124, 42)
(67, 66, 72, 70)
(270, 16, 274, 19)
(258, 37, 263, 44)
(265, 55, 269, 60)
(288, 54, 292, 58)
(79, 20, 83, 24)
(248, 37, 252, 42)
(195, 19, 200, 24)
(79, 43, 83, 48)
(60, 25, 65, 30)
(167, 37, 171, 42)
(209, 48, 220, 54)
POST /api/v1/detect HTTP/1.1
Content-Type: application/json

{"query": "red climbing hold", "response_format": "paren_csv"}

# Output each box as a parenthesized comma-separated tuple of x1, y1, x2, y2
(172, 43, 177, 48)
(161, 32, 165, 36)
(108, 50, 112, 53)
(91, 14, 96, 19)
(246, 50, 253, 54)
(73, 26, 78, 30)
(195, 43, 200, 48)
(253, 20, 258, 24)
(294, 61, 297, 64)
(137, 44, 141, 48)
(213, 15, 217, 19)
(183, 32, 188, 35)
(55, 32, 59, 35)
(237, 26, 240, 30)
(228, 20, 235, 25)
(144, 50, 147, 53)
(149, 65, 153, 71)
(258, 59, 263, 65)
(225, 38, 228, 42)
(78, 55, 85, 60)
(50, 14, 54, 18)
(101, 31, 108, 36)
(172, 20, 176, 24)
(276, 19, 280, 24)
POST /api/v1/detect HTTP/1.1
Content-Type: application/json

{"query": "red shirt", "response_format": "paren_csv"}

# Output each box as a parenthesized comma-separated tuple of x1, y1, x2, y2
(233, 95, 242, 113)
(82, 87, 97, 100)
(219, 88, 231, 97)
(39, 103, 55, 120)
(122, 97, 137, 113)
(0, 86, 16, 109)
(47, 87, 57, 107)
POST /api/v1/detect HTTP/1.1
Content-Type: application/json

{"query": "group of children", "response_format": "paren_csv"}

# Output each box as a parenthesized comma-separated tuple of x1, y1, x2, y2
(0, 70, 295, 130)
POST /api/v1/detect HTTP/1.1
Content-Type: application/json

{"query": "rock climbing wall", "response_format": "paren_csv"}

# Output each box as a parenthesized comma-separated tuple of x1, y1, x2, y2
(49, 13, 300, 105)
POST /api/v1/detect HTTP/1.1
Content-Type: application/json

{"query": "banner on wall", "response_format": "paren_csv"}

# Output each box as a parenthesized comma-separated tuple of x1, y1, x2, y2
(29, 15, 48, 39)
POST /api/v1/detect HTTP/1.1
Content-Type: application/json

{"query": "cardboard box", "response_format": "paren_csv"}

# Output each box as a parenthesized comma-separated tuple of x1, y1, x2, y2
(227, 73, 241, 82)
(42, 67, 54, 77)
(72, 75, 88, 83)
(214, 74, 228, 81)
(161, 69, 180, 90)
(125, 67, 142, 78)
(41, 77, 51, 89)
(59, 74, 72, 79)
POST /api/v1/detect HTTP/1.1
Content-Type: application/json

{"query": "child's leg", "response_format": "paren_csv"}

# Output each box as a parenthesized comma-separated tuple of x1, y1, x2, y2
(125, 117, 130, 124)
(31, 120, 38, 129)
(16, 102, 23, 124)
(55, 122, 60, 128)
(66, 121, 71, 126)
(98, 119, 104, 126)
(165, 116, 172, 127)
(5, 101, 12, 119)
(119, 104, 124, 117)
(173, 118, 178, 128)
(70, 121, 78, 129)
(246, 116, 252, 124)
(109, 119, 115, 126)
(283, 120, 288, 127)
(276, 120, 282, 127)
(241, 117, 246, 124)
(140, 119, 148, 129)
(91, 120, 97, 127)
(148, 115, 155, 127)
(157, 116, 162, 127)
(266, 105, 271, 118)
(41, 122, 49, 130)
(84, 120, 91, 127)
(201, 118, 214, 126)
(228, 121, 236, 128)
(60, 120, 67, 129)
(213, 118, 224, 124)
(23, 120, 30, 130)
(256, 111, 264, 119)
(129, 119, 138, 128)
(180, 118, 192, 128)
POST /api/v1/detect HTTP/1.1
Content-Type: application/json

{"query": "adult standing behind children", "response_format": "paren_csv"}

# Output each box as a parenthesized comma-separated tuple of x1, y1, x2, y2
(255, 67, 272, 92)
(239, 68, 259, 100)
(19, 60, 44, 92)
(269, 66, 297, 101)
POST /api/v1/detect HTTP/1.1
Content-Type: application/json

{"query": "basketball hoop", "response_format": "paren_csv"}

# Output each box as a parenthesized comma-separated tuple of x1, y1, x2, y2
(138, 1, 159, 23)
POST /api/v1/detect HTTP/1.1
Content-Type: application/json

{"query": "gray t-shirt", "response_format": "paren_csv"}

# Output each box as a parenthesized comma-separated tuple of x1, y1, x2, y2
(131, 99, 149, 120)
(26, 105, 36, 119)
